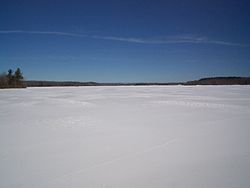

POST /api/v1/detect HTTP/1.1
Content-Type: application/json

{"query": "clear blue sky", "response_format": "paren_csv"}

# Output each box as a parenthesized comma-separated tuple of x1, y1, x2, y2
(1, 0, 250, 82)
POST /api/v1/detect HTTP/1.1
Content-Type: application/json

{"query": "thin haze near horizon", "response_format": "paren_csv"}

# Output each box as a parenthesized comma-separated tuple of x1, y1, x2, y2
(0, 0, 250, 82)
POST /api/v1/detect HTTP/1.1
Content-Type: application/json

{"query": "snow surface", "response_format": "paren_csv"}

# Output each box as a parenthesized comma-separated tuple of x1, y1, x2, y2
(0, 86, 250, 188)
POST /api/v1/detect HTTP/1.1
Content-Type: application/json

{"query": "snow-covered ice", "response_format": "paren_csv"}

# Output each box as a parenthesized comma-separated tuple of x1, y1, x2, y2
(0, 86, 250, 188)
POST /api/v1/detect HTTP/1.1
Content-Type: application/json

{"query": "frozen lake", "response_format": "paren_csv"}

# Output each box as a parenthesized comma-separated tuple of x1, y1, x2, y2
(1, 86, 250, 188)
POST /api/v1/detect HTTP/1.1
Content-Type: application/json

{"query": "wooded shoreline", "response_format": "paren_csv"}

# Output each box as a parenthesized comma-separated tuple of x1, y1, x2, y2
(0, 74, 250, 89)
(24, 77, 250, 87)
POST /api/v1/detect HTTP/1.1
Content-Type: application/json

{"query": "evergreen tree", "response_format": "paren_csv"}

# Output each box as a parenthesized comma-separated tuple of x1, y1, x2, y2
(0, 68, 25, 88)
(14, 68, 24, 87)
(7, 69, 14, 86)
(14, 68, 24, 81)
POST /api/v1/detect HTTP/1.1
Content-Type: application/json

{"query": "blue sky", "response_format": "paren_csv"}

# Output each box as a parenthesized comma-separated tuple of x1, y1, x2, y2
(0, 0, 250, 82)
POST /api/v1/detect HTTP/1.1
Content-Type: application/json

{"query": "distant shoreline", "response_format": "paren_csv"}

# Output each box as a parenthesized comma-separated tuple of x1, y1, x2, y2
(1, 76, 250, 89)
(24, 77, 250, 87)
(24, 80, 182, 87)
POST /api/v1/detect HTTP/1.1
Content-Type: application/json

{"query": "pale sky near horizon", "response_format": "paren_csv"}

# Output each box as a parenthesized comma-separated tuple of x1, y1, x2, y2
(1, 0, 250, 82)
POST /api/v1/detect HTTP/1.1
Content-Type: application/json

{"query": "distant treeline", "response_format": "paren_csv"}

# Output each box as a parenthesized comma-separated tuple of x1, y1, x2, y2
(184, 77, 250, 85)
(25, 81, 99, 87)
(25, 77, 250, 87)
(25, 80, 181, 87)
(0, 68, 26, 88)
(1, 69, 250, 89)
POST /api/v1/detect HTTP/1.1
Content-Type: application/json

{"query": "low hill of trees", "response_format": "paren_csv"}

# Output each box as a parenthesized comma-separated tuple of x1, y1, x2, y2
(0, 68, 26, 88)
(184, 77, 250, 85)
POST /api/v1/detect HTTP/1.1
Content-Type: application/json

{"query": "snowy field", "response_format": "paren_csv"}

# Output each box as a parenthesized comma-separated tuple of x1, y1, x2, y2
(0, 86, 250, 188)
